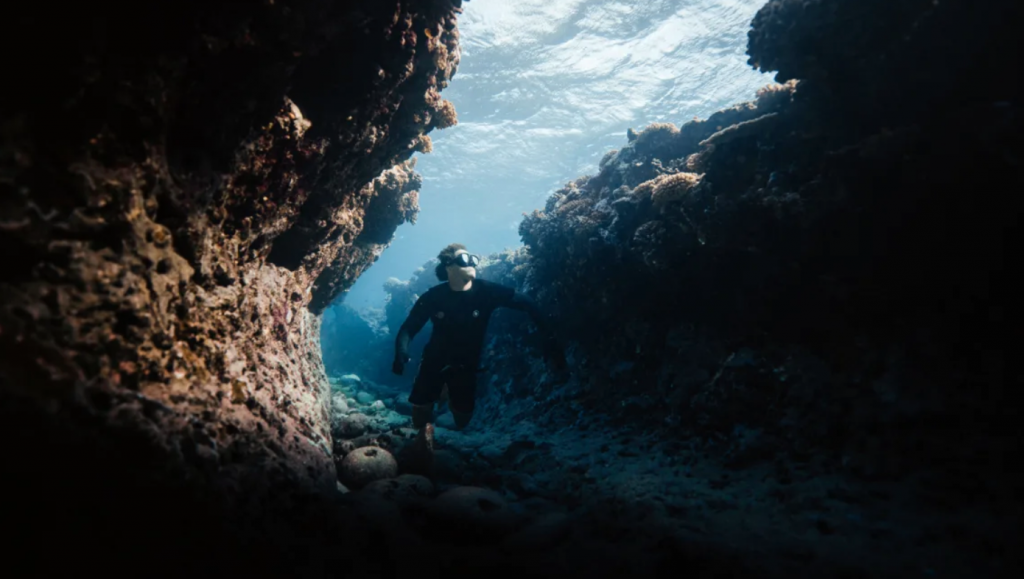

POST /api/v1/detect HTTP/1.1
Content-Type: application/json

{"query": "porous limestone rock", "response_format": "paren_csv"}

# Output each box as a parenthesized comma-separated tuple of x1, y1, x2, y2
(339, 374, 362, 388)
(393, 397, 416, 417)
(332, 394, 350, 415)
(360, 474, 434, 505)
(426, 486, 521, 539)
(333, 413, 370, 438)
(500, 513, 572, 552)
(1, 0, 466, 573)
(338, 446, 399, 490)
(333, 439, 357, 459)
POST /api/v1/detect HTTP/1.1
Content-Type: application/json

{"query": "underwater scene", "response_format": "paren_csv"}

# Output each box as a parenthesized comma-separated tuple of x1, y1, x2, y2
(2, 1, 1020, 578)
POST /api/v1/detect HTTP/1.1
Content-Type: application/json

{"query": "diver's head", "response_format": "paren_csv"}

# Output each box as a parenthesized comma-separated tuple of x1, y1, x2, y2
(435, 243, 480, 286)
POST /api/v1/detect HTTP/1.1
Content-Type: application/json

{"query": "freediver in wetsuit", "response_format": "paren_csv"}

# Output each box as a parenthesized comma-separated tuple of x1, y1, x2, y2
(392, 244, 566, 453)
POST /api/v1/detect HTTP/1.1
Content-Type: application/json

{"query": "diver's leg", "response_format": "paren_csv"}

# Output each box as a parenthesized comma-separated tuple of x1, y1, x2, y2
(411, 403, 433, 429)
(447, 369, 477, 431)
(408, 358, 443, 427)
(405, 360, 443, 473)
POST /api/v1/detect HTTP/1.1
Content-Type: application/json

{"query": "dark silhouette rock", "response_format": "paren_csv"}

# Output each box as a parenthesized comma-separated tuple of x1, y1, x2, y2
(0, 0, 463, 575)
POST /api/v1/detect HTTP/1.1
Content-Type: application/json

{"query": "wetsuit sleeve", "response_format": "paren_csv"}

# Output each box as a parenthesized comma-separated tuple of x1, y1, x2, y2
(504, 290, 555, 339)
(505, 290, 566, 371)
(487, 281, 516, 308)
(395, 293, 431, 358)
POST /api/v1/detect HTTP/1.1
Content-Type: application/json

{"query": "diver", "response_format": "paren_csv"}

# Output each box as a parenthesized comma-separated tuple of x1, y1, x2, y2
(392, 244, 566, 457)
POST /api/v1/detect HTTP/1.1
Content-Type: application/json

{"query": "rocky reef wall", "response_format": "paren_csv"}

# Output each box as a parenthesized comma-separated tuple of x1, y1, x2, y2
(303, 1, 1024, 575)
(504, 0, 1022, 489)
(0, 0, 462, 573)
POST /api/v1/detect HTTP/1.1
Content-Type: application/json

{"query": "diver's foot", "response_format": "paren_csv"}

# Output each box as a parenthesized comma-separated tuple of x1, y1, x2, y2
(419, 422, 435, 453)
(401, 423, 435, 476)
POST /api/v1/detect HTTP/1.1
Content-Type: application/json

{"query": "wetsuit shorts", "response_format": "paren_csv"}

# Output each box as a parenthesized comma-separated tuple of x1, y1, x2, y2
(408, 358, 478, 413)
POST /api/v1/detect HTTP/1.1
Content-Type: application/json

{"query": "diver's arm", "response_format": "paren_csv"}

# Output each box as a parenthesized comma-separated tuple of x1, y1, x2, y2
(393, 295, 431, 373)
(506, 293, 555, 339)
(505, 292, 566, 371)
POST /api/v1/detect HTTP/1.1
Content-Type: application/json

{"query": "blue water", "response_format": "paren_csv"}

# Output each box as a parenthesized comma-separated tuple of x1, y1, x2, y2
(343, 0, 770, 309)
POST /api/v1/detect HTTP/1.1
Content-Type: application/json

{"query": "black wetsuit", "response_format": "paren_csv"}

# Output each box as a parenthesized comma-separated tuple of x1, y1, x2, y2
(395, 279, 553, 413)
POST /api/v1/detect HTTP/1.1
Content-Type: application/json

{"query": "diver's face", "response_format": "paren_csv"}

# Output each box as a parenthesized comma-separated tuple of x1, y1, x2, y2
(446, 249, 477, 282)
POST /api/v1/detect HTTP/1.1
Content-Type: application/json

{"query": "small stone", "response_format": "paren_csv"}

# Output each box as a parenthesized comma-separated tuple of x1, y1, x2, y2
(369, 400, 386, 413)
(426, 486, 521, 539)
(436, 413, 456, 429)
(501, 513, 571, 552)
(373, 413, 408, 432)
(334, 413, 369, 437)
(394, 397, 414, 417)
(332, 394, 349, 414)
(361, 474, 434, 505)
(340, 374, 362, 387)
(338, 446, 399, 489)
(334, 439, 356, 457)
(356, 391, 375, 405)
(337, 481, 350, 494)
(432, 449, 465, 482)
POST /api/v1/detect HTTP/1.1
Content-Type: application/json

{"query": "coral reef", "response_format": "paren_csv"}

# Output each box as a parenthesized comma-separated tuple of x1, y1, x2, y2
(0, 0, 463, 575)
(316, 0, 1024, 572)
(512, 13, 1024, 489)
(309, 160, 423, 312)
(6, 0, 1023, 576)
(384, 0, 1018, 575)
(476, 2, 1021, 574)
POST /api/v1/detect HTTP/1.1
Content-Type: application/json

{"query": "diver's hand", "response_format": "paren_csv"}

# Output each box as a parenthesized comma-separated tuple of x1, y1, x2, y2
(392, 353, 410, 375)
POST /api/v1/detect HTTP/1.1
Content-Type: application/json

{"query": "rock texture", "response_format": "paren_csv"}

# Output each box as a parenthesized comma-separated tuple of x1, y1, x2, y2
(338, 446, 399, 489)
(1, 0, 462, 574)
(509, 0, 1023, 486)
(320, 0, 1023, 576)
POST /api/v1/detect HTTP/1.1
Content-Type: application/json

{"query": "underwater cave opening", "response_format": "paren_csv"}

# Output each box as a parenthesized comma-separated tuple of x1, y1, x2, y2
(2, 0, 1022, 577)
(316, 1, 1023, 577)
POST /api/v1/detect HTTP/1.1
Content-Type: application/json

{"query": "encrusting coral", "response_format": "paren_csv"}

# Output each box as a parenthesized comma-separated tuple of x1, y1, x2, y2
(0, 1, 466, 575)
(647, 172, 702, 211)
(434, 99, 459, 129)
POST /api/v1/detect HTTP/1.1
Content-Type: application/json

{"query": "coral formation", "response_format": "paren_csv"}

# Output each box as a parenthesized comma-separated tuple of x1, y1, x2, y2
(335, 1, 1016, 574)
(647, 172, 702, 211)
(499, 6, 1023, 566)
(0, 0, 463, 574)
(319, 0, 1023, 572)
(433, 99, 460, 129)
(415, 135, 434, 154)
(5, 0, 1024, 576)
